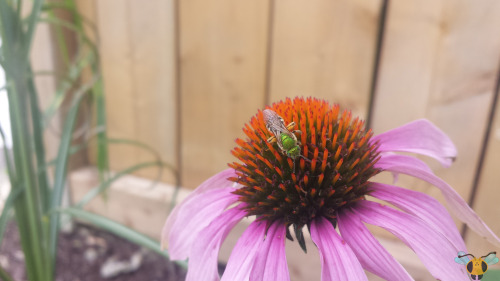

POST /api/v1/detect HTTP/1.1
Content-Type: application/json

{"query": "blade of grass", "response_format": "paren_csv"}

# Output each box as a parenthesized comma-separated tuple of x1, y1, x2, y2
(43, 138, 176, 182)
(38, 16, 98, 52)
(8, 78, 48, 281)
(1, 1, 101, 280)
(48, 80, 93, 261)
(0, 125, 16, 182)
(2, 1, 50, 277)
(15, 0, 23, 28)
(27, 69, 50, 213)
(45, 10, 110, 181)
(75, 161, 163, 208)
(61, 207, 188, 269)
(0, 0, 18, 56)
(0, 187, 23, 245)
(93, 78, 109, 181)
(43, 49, 93, 127)
(43, 0, 99, 37)
(45, 5, 71, 67)
(36, 7, 99, 127)
(23, 0, 44, 59)
(98, 139, 178, 193)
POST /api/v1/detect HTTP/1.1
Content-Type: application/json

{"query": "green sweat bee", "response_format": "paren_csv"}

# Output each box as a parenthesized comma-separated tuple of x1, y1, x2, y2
(263, 109, 302, 160)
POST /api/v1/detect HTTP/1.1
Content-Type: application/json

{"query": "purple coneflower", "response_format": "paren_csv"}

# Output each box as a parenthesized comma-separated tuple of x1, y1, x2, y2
(162, 97, 499, 281)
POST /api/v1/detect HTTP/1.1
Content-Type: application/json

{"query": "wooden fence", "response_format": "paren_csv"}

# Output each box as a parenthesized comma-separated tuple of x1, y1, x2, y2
(67, 0, 500, 258)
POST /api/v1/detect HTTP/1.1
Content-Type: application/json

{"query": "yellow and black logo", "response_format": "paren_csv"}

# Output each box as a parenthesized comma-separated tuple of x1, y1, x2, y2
(455, 251, 498, 280)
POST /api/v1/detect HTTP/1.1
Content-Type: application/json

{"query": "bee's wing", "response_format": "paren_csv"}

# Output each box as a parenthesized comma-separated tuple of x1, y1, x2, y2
(483, 253, 499, 265)
(264, 110, 287, 131)
(263, 109, 293, 148)
(455, 251, 471, 265)
(273, 130, 285, 150)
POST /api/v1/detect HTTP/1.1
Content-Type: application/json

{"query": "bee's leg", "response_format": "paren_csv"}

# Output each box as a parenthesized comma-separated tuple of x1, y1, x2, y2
(286, 122, 296, 131)
(267, 136, 277, 143)
(299, 155, 312, 163)
(292, 129, 302, 136)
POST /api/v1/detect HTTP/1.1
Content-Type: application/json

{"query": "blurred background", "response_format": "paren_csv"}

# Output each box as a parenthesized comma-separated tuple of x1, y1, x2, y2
(3, 0, 500, 280)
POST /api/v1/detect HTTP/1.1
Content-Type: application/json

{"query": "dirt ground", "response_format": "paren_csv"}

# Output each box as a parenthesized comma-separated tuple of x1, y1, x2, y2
(0, 222, 188, 281)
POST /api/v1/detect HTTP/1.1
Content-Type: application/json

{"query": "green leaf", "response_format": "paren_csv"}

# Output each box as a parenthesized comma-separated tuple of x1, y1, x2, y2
(8, 69, 49, 281)
(75, 161, 163, 208)
(42, 51, 95, 126)
(60, 207, 188, 269)
(0, 125, 16, 182)
(0, 0, 19, 57)
(48, 85, 90, 261)
(23, 0, 44, 58)
(94, 78, 109, 181)
(27, 70, 50, 212)
(0, 187, 23, 245)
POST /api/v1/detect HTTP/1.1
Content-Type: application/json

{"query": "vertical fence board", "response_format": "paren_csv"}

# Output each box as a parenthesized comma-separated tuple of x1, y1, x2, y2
(128, 0, 177, 182)
(425, 1, 500, 241)
(372, 0, 500, 243)
(270, 0, 381, 118)
(92, 0, 177, 183)
(466, 95, 500, 256)
(95, 0, 139, 176)
(179, 0, 269, 188)
(372, 1, 443, 127)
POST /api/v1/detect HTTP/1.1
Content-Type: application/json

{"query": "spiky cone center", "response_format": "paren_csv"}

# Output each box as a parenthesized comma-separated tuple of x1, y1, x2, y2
(229, 98, 381, 247)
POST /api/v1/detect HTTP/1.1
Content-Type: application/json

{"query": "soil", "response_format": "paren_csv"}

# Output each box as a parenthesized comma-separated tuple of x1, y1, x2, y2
(0, 222, 189, 281)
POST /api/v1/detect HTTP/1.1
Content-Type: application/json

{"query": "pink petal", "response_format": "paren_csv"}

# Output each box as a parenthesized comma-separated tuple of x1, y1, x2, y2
(251, 222, 290, 281)
(338, 209, 413, 281)
(310, 217, 368, 281)
(354, 200, 469, 280)
(376, 155, 500, 247)
(221, 221, 266, 281)
(162, 169, 236, 249)
(168, 187, 238, 260)
(369, 182, 466, 251)
(371, 119, 457, 167)
(377, 154, 433, 173)
(186, 207, 247, 281)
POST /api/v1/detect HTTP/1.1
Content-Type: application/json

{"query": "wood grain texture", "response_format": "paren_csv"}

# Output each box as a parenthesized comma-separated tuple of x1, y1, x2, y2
(179, 0, 269, 188)
(371, 0, 500, 243)
(94, 0, 138, 177)
(128, 0, 177, 182)
(91, 0, 177, 183)
(465, 92, 500, 257)
(270, 0, 381, 119)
